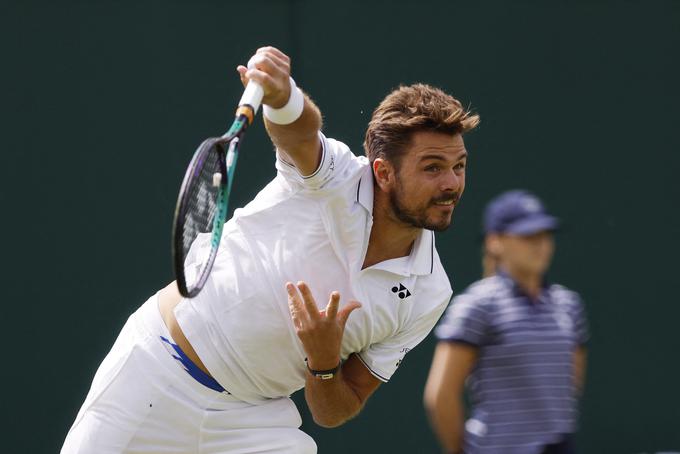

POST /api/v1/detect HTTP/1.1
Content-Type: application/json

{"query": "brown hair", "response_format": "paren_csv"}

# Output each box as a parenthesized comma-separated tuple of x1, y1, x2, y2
(364, 83, 479, 167)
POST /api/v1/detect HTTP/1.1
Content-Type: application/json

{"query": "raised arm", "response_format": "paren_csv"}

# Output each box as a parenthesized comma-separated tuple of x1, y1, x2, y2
(237, 46, 322, 176)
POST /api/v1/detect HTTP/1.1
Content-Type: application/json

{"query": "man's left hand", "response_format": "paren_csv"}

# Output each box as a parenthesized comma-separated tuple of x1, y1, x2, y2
(286, 281, 362, 371)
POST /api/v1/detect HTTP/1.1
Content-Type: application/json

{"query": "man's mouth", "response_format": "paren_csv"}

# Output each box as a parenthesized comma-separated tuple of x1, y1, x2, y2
(433, 195, 459, 207)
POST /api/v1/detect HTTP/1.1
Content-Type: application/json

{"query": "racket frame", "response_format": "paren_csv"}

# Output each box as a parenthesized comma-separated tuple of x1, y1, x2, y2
(172, 113, 250, 298)
(172, 80, 263, 298)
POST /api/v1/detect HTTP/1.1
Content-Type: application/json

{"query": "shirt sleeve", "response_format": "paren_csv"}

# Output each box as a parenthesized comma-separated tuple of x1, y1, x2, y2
(572, 296, 590, 346)
(274, 132, 362, 190)
(356, 290, 451, 383)
(434, 293, 490, 347)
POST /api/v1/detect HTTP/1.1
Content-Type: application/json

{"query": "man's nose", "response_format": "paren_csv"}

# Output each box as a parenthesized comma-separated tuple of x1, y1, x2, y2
(441, 169, 462, 192)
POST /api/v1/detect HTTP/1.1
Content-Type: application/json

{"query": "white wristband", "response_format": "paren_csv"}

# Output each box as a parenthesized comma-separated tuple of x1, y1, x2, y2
(264, 77, 304, 125)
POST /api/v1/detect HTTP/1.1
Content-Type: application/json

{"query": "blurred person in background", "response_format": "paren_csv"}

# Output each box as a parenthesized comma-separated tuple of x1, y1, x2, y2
(424, 190, 588, 454)
(480, 242, 498, 278)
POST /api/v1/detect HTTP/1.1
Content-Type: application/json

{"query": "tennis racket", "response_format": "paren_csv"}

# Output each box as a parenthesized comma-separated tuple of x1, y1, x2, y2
(172, 80, 264, 298)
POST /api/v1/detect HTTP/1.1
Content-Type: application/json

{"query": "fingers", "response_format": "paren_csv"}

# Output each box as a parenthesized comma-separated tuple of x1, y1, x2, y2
(248, 52, 290, 75)
(337, 300, 362, 328)
(262, 52, 289, 73)
(236, 46, 293, 108)
(238, 47, 290, 80)
(286, 282, 309, 329)
(325, 291, 341, 319)
(244, 49, 290, 86)
(242, 67, 276, 89)
(256, 46, 290, 65)
(245, 56, 289, 95)
(296, 281, 320, 320)
(236, 65, 248, 88)
(247, 54, 282, 75)
(236, 65, 276, 92)
(287, 281, 361, 329)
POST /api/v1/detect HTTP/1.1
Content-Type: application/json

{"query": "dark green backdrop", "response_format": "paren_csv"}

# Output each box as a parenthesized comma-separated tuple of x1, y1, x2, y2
(3, 1, 679, 453)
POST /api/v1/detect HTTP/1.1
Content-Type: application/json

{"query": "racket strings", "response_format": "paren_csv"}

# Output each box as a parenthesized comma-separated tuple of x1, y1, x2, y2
(181, 142, 224, 261)
(173, 117, 247, 297)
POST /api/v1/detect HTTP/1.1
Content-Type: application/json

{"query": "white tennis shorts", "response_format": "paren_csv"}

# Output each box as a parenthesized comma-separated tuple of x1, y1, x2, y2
(61, 295, 316, 454)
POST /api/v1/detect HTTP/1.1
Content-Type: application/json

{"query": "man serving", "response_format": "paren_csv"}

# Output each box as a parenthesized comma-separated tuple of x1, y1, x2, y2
(62, 46, 479, 453)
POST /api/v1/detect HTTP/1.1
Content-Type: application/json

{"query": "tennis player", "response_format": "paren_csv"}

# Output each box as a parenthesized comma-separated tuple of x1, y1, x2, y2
(61, 46, 479, 453)
(424, 190, 588, 454)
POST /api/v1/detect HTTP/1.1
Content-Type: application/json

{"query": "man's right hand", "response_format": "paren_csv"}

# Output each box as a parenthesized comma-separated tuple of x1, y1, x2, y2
(236, 46, 323, 177)
(237, 46, 292, 109)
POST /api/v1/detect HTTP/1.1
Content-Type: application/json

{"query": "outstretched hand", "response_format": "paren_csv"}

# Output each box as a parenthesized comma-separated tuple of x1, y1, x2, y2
(286, 281, 362, 371)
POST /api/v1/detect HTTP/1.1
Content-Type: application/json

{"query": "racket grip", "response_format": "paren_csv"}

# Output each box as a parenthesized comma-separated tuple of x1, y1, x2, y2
(238, 81, 264, 119)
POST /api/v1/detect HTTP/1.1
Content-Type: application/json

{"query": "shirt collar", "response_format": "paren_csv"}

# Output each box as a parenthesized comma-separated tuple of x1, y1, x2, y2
(409, 229, 435, 276)
(356, 166, 374, 214)
(497, 268, 550, 302)
(355, 166, 434, 276)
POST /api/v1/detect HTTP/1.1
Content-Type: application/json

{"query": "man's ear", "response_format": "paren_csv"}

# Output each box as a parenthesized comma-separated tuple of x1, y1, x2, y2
(485, 234, 503, 258)
(373, 158, 395, 191)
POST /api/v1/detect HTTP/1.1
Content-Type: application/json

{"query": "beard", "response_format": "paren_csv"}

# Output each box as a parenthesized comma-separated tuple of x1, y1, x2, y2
(388, 180, 459, 232)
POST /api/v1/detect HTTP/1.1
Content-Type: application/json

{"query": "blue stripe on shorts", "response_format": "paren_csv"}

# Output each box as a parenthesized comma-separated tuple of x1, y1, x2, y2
(160, 336, 227, 393)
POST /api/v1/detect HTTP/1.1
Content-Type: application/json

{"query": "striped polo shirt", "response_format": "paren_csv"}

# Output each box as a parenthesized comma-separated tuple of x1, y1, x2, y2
(435, 272, 588, 454)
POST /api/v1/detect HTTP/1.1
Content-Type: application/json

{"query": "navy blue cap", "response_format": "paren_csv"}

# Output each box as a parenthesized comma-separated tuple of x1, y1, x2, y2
(483, 190, 559, 235)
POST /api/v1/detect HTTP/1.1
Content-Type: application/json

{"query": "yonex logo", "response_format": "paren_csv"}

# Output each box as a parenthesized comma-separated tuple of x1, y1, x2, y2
(391, 283, 411, 299)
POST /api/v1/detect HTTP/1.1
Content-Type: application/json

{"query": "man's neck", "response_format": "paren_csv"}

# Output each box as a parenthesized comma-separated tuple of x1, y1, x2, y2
(363, 195, 420, 270)
(502, 265, 543, 300)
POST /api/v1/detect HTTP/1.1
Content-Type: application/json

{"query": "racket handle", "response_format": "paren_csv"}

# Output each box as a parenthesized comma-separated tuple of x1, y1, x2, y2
(237, 80, 264, 124)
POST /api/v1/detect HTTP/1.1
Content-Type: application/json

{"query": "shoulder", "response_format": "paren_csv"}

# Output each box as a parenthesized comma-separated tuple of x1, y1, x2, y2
(427, 248, 453, 294)
(548, 283, 584, 309)
(410, 240, 452, 314)
(435, 277, 506, 343)
(320, 134, 369, 188)
(455, 276, 509, 307)
(440, 276, 516, 323)
(466, 275, 508, 296)
(438, 276, 503, 321)
(276, 133, 368, 192)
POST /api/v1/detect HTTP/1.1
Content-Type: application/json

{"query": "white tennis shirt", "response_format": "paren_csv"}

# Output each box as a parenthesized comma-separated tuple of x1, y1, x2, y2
(174, 133, 453, 403)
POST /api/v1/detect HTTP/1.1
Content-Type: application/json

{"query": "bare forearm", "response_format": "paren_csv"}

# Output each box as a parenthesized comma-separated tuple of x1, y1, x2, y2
(304, 373, 363, 428)
(286, 284, 372, 428)
(426, 396, 465, 453)
(264, 94, 322, 175)
(424, 343, 477, 453)
(573, 347, 587, 396)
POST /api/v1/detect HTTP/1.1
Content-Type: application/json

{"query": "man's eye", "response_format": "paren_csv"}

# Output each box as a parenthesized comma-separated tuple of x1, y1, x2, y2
(425, 165, 440, 172)
(454, 162, 466, 171)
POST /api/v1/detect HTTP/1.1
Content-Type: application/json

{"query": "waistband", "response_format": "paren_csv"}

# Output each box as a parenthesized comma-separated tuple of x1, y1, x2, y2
(160, 335, 226, 393)
(135, 294, 240, 403)
(173, 295, 271, 404)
